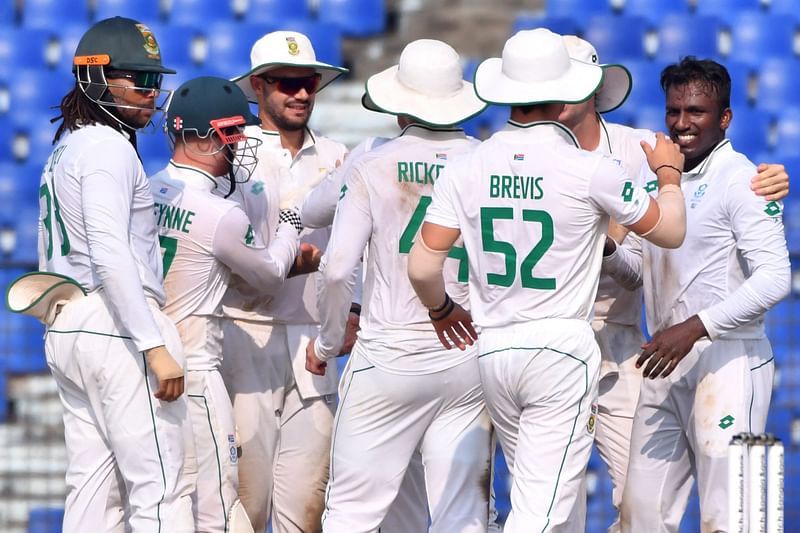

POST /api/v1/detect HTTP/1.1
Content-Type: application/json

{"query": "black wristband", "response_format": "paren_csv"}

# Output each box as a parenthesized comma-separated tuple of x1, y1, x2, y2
(428, 295, 456, 321)
(654, 164, 682, 177)
(349, 303, 361, 316)
(429, 293, 451, 313)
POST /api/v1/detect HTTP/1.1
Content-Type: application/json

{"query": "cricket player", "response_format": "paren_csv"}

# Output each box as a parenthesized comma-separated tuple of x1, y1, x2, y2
(606, 57, 791, 533)
(558, 36, 792, 533)
(305, 39, 492, 532)
(5, 17, 194, 532)
(407, 28, 689, 532)
(222, 30, 351, 533)
(150, 76, 310, 532)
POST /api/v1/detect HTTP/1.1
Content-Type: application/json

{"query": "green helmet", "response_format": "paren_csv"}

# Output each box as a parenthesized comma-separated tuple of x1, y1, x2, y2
(73, 16, 175, 75)
(167, 76, 262, 186)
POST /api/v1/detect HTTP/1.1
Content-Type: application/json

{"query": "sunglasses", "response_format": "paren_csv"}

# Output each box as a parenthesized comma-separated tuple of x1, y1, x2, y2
(106, 70, 164, 93)
(260, 73, 321, 95)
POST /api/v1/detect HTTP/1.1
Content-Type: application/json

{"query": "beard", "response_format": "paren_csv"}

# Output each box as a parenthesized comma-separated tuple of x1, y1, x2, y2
(267, 101, 312, 132)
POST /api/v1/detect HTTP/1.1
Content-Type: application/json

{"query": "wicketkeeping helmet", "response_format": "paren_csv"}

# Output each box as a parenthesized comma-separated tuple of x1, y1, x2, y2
(166, 76, 262, 190)
(73, 16, 175, 127)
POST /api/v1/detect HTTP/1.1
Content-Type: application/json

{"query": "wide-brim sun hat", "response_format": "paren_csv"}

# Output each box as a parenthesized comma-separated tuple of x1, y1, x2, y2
(562, 35, 632, 113)
(5, 272, 86, 325)
(233, 30, 349, 103)
(474, 28, 604, 106)
(361, 39, 487, 127)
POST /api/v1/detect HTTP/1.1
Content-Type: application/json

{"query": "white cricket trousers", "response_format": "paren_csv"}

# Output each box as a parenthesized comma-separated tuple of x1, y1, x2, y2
(45, 291, 194, 533)
(621, 337, 774, 533)
(322, 344, 493, 533)
(479, 319, 600, 533)
(221, 319, 335, 533)
(186, 369, 239, 532)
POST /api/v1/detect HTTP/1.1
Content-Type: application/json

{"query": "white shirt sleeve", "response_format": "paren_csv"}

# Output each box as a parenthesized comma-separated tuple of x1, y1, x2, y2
(697, 173, 791, 339)
(424, 159, 462, 229)
(212, 207, 299, 296)
(80, 154, 163, 352)
(314, 167, 372, 361)
(601, 233, 643, 290)
(588, 156, 652, 228)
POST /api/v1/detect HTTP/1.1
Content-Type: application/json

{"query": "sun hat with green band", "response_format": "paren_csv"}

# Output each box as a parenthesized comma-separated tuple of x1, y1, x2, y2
(361, 39, 487, 127)
(474, 28, 604, 107)
(562, 35, 632, 113)
(6, 272, 86, 326)
(232, 31, 349, 103)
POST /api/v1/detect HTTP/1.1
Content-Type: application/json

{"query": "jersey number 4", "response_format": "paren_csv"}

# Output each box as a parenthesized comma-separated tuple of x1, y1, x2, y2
(480, 207, 555, 289)
(398, 195, 468, 282)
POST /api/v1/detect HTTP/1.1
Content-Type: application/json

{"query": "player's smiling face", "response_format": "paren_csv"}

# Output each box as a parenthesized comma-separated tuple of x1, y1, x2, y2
(255, 66, 317, 132)
(665, 80, 731, 172)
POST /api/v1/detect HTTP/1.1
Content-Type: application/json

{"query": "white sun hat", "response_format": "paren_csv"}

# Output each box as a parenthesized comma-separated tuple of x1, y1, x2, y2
(562, 35, 632, 113)
(474, 28, 604, 106)
(232, 30, 349, 103)
(361, 39, 487, 127)
(5, 272, 86, 326)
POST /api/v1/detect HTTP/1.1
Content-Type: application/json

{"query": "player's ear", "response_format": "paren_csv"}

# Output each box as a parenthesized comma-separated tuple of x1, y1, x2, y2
(720, 108, 732, 131)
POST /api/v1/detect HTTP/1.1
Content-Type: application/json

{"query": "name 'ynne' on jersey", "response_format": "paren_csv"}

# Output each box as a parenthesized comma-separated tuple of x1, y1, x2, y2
(489, 174, 545, 200)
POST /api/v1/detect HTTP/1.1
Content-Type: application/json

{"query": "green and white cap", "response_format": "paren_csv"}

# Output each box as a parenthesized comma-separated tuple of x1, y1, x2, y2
(562, 35, 632, 113)
(233, 30, 348, 103)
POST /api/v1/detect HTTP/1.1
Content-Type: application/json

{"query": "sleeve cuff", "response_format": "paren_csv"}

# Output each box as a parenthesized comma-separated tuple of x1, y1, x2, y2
(314, 337, 334, 362)
(696, 310, 720, 341)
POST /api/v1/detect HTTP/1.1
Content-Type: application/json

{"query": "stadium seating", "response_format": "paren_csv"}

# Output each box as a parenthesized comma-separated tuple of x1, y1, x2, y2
(164, 0, 232, 26)
(773, 107, 800, 156)
(0, 28, 54, 79)
(240, 0, 312, 24)
(147, 22, 204, 66)
(754, 58, 800, 113)
(92, 0, 163, 23)
(4, 70, 70, 128)
(511, 14, 581, 36)
(632, 105, 665, 133)
(727, 12, 799, 68)
(544, 0, 614, 19)
(766, 0, 800, 15)
(726, 106, 771, 156)
(318, 0, 386, 37)
(52, 24, 92, 73)
(0, 162, 41, 217)
(622, 0, 691, 25)
(21, 0, 90, 29)
(655, 15, 724, 62)
(582, 15, 648, 62)
(202, 22, 266, 76)
(621, 59, 668, 109)
(26, 506, 63, 533)
(695, 0, 765, 19)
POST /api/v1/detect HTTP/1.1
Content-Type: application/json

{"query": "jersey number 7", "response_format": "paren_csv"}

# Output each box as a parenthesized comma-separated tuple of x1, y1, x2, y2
(398, 195, 468, 282)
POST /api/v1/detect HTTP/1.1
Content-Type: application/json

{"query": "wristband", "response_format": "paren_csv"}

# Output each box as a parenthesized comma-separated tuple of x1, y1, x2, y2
(349, 303, 361, 316)
(428, 294, 455, 321)
(654, 164, 682, 177)
(428, 293, 451, 313)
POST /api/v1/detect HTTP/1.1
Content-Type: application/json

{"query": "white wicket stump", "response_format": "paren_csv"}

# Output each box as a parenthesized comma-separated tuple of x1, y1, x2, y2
(728, 433, 784, 533)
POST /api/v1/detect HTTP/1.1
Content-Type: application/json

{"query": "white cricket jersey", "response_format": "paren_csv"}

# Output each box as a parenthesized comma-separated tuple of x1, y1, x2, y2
(316, 125, 478, 374)
(592, 119, 655, 326)
(220, 126, 347, 323)
(151, 162, 299, 370)
(639, 140, 791, 339)
(38, 124, 165, 351)
(425, 120, 651, 329)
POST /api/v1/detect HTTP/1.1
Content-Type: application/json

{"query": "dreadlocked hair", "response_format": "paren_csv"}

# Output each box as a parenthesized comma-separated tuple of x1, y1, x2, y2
(52, 84, 138, 152)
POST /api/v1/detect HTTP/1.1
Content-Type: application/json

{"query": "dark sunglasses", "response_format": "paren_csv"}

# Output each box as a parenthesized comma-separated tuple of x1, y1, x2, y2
(106, 70, 164, 93)
(260, 73, 321, 95)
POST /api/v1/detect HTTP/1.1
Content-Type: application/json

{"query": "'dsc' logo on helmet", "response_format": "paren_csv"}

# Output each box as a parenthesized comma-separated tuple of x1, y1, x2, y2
(136, 24, 161, 59)
(286, 36, 300, 56)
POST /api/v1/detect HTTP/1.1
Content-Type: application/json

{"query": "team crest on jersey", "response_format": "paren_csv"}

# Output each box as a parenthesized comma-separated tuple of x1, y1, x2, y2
(173, 116, 183, 131)
(435, 153, 447, 160)
(764, 201, 782, 217)
(286, 36, 300, 56)
(250, 181, 264, 195)
(690, 183, 708, 209)
(135, 24, 161, 58)
(587, 403, 598, 434)
(513, 153, 525, 161)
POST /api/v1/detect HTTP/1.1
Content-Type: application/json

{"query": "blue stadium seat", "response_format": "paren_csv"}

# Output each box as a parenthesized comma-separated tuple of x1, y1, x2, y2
(766, 405, 796, 444)
(92, 0, 162, 23)
(695, 0, 764, 19)
(622, 0, 691, 25)
(27, 506, 64, 533)
(147, 23, 203, 66)
(726, 106, 771, 157)
(623, 59, 668, 109)
(602, 107, 636, 128)
(52, 24, 91, 73)
(204, 22, 266, 73)
(511, 14, 580, 36)
(766, 0, 800, 15)
(0, 162, 42, 215)
(12, 115, 60, 165)
(241, 0, 311, 24)
(0, 370, 6, 423)
(4, 69, 71, 127)
(773, 108, 800, 156)
(633, 105, 666, 134)
(722, 60, 754, 107)
(22, 0, 90, 29)
(318, 0, 386, 37)
(268, 20, 343, 68)
(165, 0, 232, 26)
(655, 15, 723, 62)
(583, 15, 648, 62)
(728, 13, 799, 68)
(0, 28, 55, 79)
(544, 0, 614, 19)
(3, 206, 40, 265)
(137, 130, 171, 176)
(755, 58, 800, 113)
